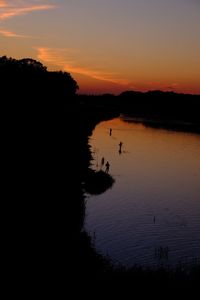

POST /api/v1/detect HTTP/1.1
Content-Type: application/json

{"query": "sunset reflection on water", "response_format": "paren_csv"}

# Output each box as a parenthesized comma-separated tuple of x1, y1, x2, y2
(85, 117, 200, 267)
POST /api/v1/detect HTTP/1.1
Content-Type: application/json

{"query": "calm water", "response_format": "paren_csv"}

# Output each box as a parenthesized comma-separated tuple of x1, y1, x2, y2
(85, 116, 200, 268)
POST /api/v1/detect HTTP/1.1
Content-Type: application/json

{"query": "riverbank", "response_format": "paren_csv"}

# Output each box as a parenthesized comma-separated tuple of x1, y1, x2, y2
(121, 114, 200, 134)
(77, 106, 119, 277)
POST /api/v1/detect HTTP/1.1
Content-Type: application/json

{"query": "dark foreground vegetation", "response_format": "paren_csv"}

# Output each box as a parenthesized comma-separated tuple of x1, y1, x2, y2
(1, 56, 199, 294)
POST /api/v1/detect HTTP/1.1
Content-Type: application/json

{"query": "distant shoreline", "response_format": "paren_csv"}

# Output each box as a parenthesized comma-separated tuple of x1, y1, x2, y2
(121, 114, 200, 134)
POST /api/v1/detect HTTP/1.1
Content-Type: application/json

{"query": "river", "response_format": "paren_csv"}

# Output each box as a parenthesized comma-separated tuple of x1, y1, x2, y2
(85, 116, 200, 268)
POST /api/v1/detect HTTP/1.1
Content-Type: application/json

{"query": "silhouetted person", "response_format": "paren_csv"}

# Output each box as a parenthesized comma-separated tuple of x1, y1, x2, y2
(101, 157, 105, 167)
(109, 128, 112, 136)
(105, 161, 110, 173)
(119, 141, 123, 152)
(153, 216, 156, 223)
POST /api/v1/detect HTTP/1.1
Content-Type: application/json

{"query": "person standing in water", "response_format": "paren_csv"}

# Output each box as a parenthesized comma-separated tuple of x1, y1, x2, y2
(109, 128, 112, 136)
(105, 161, 110, 173)
(119, 141, 123, 153)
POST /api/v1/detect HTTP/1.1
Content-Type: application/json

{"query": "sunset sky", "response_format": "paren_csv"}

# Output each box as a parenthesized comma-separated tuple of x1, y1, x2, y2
(0, 0, 200, 94)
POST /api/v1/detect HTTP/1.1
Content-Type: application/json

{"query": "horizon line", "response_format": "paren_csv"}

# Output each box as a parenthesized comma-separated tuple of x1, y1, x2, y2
(77, 90, 200, 97)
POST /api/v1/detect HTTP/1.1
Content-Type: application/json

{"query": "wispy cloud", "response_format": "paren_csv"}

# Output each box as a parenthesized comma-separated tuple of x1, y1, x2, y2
(36, 47, 128, 85)
(0, 1, 56, 21)
(0, 1, 56, 40)
(0, 28, 33, 38)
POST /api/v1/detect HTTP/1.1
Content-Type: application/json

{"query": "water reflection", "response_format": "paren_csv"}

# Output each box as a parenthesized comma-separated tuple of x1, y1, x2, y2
(85, 117, 200, 268)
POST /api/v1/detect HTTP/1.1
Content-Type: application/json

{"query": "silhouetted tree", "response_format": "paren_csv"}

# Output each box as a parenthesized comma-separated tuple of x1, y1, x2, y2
(0, 56, 79, 100)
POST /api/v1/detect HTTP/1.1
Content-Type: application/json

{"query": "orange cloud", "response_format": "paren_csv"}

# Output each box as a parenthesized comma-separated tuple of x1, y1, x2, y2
(0, 28, 31, 38)
(36, 47, 129, 86)
(64, 64, 128, 85)
(0, 1, 56, 40)
(0, 4, 55, 20)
